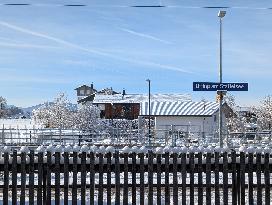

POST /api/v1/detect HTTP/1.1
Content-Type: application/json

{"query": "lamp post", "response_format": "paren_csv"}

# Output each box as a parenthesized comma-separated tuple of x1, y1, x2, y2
(146, 79, 151, 145)
(218, 10, 226, 147)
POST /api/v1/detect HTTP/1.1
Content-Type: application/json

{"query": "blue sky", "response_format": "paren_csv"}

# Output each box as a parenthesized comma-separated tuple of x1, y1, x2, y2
(0, 0, 271, 107)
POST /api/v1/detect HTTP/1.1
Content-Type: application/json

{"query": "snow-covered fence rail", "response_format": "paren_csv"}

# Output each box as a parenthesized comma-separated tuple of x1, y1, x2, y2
(0, 127, 209, 147)
(0, 145, 271, 204)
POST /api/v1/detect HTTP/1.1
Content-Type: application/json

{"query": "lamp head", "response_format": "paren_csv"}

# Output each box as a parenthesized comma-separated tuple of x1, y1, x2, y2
(218, 10, 226, 18)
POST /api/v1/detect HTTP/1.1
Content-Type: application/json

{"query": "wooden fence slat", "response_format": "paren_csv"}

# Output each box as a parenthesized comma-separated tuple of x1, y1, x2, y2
(20, 152, 26, 205)
(206, 152, 211, 205)
(98, 153, 104, 204)
(198, 152, 203, 205)
(165, 152, 170, 205)
(148, 150, 154, 205)
(157, 153, 162, 205)
(231, 151, 237, 205)
(173, 153, 178, 205)
(189, 152, 195, 205)
(29, 150, 35, 205)
(131, 152, 137, 205)
(181, 153, 187, 205)
(37, 152, 43, 205)
(214, 151, 220, 205)
(12, 150, 17, 205)
(123, 152, 129, 205)
(248, 152, 254, 205)
(63, 152, 69, 205)
(115, 151, 120, 205)
(264, 152, 270, 205)
(46, 151, 52, 205)
(240, 151, 245, 205)
(107, 152, 112, 205)
(256, 152, 262, 205)
(81, 152, 87, 205)
(72, 152, 77, 205)
(139, 153, 145, 205)
(3, 152, 9, 205)
(90, 152, 95, 205)
(43, 157, 47, 204)
(55, 151, 61, 205)
(223, 151, 228, 205)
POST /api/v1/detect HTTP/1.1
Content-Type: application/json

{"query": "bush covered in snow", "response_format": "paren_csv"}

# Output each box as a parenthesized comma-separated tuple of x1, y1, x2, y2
(32, 94, 100, 130)
(253, 95, 272, 130)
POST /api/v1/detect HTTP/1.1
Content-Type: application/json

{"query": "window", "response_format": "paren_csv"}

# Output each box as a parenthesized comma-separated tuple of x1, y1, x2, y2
(86, 89, 90, 95)
(80, 89, 84, 95)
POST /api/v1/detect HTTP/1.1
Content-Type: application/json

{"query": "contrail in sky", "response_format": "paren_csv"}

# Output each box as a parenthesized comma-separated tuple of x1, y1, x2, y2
(0, 21, 193, 74)
(118, 27, 172, 44)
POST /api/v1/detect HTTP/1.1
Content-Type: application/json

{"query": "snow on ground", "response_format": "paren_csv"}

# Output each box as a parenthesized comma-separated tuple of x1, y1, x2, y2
(0, 119, 43, 129)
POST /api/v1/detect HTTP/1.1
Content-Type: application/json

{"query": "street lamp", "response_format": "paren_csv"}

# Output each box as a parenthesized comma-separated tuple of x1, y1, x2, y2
(218, 10, 226, 147)
(146, 79, 151, 145)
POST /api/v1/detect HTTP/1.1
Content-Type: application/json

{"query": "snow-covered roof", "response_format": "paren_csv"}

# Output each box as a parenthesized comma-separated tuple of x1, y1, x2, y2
(140, 101, 219, 116)
(93, 94, 191, 104)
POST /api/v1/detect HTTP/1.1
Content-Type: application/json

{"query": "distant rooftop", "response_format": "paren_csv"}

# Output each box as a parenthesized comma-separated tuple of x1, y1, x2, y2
(140, 101, 218, 116)
(92, 93, 192, 104)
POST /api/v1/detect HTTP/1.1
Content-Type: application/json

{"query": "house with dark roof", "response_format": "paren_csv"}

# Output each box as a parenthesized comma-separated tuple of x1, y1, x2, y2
(75, 83, 97, 102)
(92, 93, 192, 120)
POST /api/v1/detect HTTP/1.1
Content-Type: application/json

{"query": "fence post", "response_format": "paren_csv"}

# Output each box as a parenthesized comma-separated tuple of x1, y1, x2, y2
(123, 152, 129, 205)
(46, 151, 52, 205)
(20, 151, 26, 205)
(139, 152, 145, 205)
(29, 150, 35, 205)
(81, 151, 87, 205)
(165, 151, 170, 205)
(181, 151, 187, 205)
(89, 152, 95, 205)
(131, 152, 137, 204)
(256, 151, 262, 205)
(189, 152, 195, 205)
(240, 151, 246, 205)
(98, 152, 104, 204)
(157, 152, 162, 205)
(12, 150, 17, 205)
(206, 151, 211, 205)
(55, 151, 61, 205)
(173, 152, 178, 205)
(231, 150, 237, 205)
(214, 150, 220, 205)
(248, 150, 254, 204)
(198, 150, 203, 205)
(63, 152, 69, 205)
(264, 151, 270, 205)
(3, 151, 9, 205)
(223, 150, 228, 205)
(148, 150, 154, 205)
(72, 151, 78, 205)
(37, 152, 43, 205)
(106, 152, 112, 205)
(115, 151, 120, 205)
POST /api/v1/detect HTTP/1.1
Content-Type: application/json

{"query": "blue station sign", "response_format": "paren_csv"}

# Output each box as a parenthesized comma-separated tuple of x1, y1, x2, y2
(193, 82, 248, 91)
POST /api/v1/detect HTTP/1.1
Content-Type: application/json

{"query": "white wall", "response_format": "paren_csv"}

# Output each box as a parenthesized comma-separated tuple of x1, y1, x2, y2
(155, 112, 226, 135)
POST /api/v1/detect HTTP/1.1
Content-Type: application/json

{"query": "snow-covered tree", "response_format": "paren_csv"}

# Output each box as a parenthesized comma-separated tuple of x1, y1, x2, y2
(224, 94, 246, 132)
(32, 94, 101, 130)
(73, 102, 100, 130)
(33, 93, 75, 128)
(253, 95, 272, 130)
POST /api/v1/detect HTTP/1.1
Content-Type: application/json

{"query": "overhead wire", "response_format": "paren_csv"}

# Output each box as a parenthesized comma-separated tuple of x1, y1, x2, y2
(0, 3, 271, 10)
